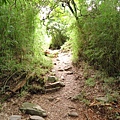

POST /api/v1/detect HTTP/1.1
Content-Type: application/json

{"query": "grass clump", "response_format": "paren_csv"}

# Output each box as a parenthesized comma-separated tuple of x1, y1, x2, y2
(85, 78, 95, 87)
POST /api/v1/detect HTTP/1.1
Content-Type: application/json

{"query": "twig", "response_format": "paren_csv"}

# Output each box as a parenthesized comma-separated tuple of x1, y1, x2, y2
(84, 113, 90, 120)
(3, 71, 18, 92)
(11, 71, 35, 93)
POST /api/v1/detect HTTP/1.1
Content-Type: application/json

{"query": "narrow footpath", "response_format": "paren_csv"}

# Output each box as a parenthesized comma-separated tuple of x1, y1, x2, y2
(0, 51, 106, 120)
(29, 51, 105, 120)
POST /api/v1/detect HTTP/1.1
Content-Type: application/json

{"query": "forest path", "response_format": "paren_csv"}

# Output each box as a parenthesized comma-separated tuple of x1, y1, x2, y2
(31, 51, 86, 120)
(0, 50, 105, 120)
(29, 50, 104, 120)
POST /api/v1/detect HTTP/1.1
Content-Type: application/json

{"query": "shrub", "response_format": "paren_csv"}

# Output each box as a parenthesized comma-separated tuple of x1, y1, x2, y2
(72, 0, 120, 76)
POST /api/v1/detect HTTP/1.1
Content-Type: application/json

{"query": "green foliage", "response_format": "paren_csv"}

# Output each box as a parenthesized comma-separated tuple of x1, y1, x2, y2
(0, 0, 52, 76)
(44, 2, 69, 49)
(49, 27, 68, 49)
(73, 92, 90, 105)
(105, 92, 119, 103)
(71, 0, 120, 76)
(0, 0, 9, 6)
(69, 19, 84, 62)
(85, 78, 95, 87)
(61, 40, 72, 52)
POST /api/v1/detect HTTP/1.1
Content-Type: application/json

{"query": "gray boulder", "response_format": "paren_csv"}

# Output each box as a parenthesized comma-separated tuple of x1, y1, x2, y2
(47, 76, 57, 83)
(19, 102, 47, 117)
(9, 115, 21, 120)
(68, 111, 79, 117)
(30, 116, 45, 120)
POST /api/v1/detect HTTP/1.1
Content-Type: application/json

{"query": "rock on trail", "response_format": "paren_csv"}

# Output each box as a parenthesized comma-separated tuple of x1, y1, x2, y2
(0, 50, 106, 120)
(29, 51, 84, 120)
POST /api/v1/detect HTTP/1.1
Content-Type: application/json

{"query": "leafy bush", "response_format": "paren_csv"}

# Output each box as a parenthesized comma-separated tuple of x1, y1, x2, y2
(47, 23, 68, 50)
(50, 32, 67, 49)
(72, 0, 120, 76)
(45, 4, 69, 50)
(0, 0, 52, 74)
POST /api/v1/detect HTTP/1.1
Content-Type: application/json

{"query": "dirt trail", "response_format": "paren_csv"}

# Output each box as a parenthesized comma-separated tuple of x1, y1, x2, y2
(29, 51, 104, 120)
(32, 51, 85, 120)
(0, 51, 106, 120)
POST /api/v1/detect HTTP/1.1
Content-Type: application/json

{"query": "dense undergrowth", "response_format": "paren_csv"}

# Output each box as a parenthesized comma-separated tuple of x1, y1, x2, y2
(71, 0, 120, 77)
(0, 0, 52, 102)
(69, 1, 120, 119)
(0, 0, 52, 77)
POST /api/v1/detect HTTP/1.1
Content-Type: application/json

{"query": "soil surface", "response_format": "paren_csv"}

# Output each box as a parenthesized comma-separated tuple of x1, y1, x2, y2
(0, 51, 110, 120)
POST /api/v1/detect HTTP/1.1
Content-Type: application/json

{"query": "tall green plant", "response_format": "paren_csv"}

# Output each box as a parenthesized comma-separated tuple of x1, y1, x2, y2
(0, 0, 52, 74)
(71, 0, 120, 76)
(45, 4, 69, 50)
